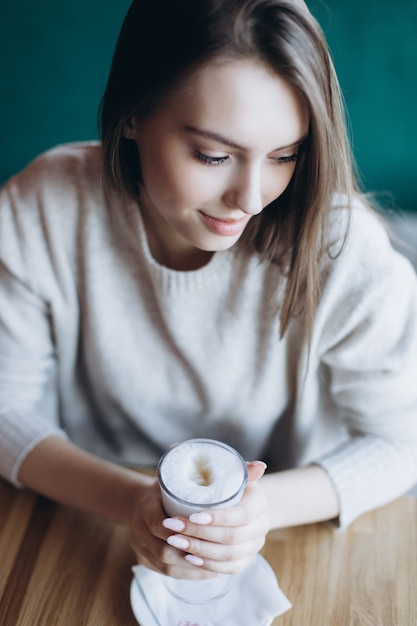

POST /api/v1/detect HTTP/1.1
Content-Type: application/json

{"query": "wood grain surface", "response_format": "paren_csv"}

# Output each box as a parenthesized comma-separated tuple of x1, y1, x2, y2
(0, 478, 415, 625)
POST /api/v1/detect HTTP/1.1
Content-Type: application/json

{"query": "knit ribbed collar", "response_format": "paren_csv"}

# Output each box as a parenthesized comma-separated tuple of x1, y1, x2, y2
(126, 201, 234, 294)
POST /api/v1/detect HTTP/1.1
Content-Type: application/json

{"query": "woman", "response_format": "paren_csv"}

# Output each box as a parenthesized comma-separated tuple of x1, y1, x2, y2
(0, 0, 416, 580)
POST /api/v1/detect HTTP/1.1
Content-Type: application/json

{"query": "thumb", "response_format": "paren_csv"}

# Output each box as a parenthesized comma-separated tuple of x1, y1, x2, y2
(246, 460, 267, 482)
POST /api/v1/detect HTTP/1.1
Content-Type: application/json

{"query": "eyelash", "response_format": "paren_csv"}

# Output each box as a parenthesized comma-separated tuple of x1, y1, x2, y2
(194, 151, 229, 166)
(273, 154, 298, 165)
(193, 150, 299, 167)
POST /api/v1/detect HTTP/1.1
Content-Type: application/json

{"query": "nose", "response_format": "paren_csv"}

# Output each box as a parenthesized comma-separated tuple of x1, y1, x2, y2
(222, 164, 263, 216)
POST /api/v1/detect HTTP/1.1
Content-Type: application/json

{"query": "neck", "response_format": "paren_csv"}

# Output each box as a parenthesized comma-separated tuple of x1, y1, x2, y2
(149, 236, 214, 271)
(140, 209, 213, 271)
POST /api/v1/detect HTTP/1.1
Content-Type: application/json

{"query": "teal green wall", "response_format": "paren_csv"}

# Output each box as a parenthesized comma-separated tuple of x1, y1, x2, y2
(1, 1, 416, 211)
(308, 1, 417, 212)
(0, 0, 131, 183)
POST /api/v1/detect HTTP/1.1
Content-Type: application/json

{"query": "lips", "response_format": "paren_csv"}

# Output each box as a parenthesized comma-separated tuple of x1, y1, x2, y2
(199, 211, 249, 237)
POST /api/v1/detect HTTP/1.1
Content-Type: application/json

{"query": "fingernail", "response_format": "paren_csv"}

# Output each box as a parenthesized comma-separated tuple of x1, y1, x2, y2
(185, 554, 204, 566)
(248, 460, 267, 469)
(167, 535, 189, 550)
(189, 512, 212, 525)
(162, 518, 186, 532)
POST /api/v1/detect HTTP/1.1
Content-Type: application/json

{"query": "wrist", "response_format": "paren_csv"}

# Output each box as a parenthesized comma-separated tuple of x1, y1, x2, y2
(18, 435, 157, 526)
(259, 465, 339, 529)
(120, 469, 157, 527)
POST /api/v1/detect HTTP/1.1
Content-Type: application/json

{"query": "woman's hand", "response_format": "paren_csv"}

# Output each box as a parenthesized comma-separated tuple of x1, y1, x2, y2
(128, 479, 192, 576)
(129, 478, 210, 578)
(129, 461, 269, 578)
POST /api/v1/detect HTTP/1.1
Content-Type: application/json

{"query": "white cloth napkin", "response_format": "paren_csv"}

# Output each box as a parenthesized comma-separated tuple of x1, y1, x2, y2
(130, 554, 291, 626)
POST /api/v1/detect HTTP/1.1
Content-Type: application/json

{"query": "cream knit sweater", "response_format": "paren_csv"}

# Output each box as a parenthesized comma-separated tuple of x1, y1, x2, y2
(1, 143, 417, 527)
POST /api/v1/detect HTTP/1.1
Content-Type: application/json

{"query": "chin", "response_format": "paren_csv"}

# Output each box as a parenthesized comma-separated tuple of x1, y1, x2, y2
(198, 234, 242, 253)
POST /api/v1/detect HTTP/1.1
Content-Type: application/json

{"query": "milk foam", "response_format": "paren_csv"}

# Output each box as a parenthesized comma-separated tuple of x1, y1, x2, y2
(159, 440, 245, 505)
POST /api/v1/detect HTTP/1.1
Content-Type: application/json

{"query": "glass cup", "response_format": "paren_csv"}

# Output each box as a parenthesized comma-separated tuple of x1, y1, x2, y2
(157, 438, 248, 604)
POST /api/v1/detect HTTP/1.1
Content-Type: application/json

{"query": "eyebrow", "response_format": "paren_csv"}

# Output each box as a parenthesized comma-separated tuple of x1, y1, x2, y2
(184, 125, 307, 152)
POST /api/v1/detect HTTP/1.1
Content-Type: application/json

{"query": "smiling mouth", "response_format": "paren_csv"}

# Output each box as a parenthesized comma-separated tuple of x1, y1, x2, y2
(199, 211, 249, 237)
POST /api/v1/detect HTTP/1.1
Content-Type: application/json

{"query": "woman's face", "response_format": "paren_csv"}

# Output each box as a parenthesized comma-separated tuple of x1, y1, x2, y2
(128, 58, 309, 270)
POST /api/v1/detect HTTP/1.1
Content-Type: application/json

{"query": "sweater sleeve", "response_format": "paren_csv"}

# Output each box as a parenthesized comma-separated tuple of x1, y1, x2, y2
(0, 177, 68, 487)
(314, 206, 417, 527)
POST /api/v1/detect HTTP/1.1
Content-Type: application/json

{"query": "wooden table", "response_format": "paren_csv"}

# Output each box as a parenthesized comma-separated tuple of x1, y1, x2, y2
(0, 477, 416, 625)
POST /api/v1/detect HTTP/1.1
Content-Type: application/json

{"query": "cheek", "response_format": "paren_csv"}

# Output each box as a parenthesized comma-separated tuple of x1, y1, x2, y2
(145, 158, 218, 209)
(140, 154, 183, 205)
(163, 167, 210, 208)
(264, 166, 296, 205)
(139, 137, 206, 201)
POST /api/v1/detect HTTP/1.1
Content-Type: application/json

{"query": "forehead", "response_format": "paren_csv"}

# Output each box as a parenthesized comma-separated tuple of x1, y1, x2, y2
(158, 58, 309, 151)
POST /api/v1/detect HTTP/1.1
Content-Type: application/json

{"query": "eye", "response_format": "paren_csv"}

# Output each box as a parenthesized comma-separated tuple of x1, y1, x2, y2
(194, 150, 229, 166)
(271, 154, 298, 166)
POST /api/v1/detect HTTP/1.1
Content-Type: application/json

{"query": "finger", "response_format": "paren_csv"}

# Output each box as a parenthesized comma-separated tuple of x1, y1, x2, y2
(168, 531, 265, 564)
(185, 553, 255, 575)
(163, 507, 268, 571)
(138, 546, 219, 579)
(166, 507, 267, 546)
(133, 526, 217, 578)
(185, 483, 266, 530)
(247, 460, 267, 482)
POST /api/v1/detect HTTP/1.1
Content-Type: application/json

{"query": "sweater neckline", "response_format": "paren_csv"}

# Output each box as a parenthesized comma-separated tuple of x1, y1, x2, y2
(127, 202, 233, 293)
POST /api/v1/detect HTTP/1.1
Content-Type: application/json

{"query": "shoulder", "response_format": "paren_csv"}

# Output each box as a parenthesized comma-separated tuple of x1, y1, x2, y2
(325, 194, 413, 282)
(2, 142, 103, 199)
(0, 142, 105, 228)
(0, 142, 106, 234)
(0, 142, 107, 285)
(328, 194, 388, 254)
(316, 195, 417, 352)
